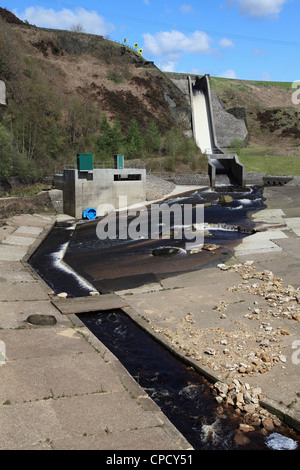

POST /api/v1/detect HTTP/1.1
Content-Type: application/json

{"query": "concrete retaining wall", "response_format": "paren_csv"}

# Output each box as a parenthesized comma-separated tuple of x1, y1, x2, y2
(263, 175, 294, 186)
(152, 172, 300, 188)
(220, 156, 247, 187)
(153, 173, 210, 186)
(60, 168, 146, 218)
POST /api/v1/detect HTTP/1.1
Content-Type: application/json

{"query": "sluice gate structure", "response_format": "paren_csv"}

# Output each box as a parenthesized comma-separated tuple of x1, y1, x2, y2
(189, 74, 246, 188)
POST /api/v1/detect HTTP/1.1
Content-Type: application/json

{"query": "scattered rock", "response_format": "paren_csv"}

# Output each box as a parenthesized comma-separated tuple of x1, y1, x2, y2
(89, 291, 99, 296)
(280, 329, 290, 335)
(203, 244, 219, 251)
(148, 260, 298, 437)
(262, 418, 275, 432)
(239, 423, 255, 432)
(190, 247, 202, 254)
(234, 431, 251, 446)
(205, 347, 216, 356)
(217, 263, 229, 271)
(219, 195, 234, 205)
(278, 354, 287, 363)
(57, 292, 68, 299)
(214, 381, 229, 395)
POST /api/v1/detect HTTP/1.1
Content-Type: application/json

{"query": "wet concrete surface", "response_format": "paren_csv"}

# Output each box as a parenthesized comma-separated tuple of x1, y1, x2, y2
(114, 186, 300, 434)
(0, 185, 299, 451)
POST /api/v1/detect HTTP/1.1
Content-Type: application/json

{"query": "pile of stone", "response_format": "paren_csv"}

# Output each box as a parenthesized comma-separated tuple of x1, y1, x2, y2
(218, 261, 300, 323)
(146, 175, 175, 201)
(151, 308, 288, 378)
(212, 378, 283, 442)
(213, 379, 262, 414)
(150, 260, 299, 381)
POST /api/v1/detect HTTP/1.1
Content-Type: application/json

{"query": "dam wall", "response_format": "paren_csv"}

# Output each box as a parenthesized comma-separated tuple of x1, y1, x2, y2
(165, 73, 248, 149)
(165, 73, 247, 187)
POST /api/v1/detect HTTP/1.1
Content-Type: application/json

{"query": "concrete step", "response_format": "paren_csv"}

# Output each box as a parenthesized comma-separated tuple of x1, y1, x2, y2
(51, 293, 129, 315)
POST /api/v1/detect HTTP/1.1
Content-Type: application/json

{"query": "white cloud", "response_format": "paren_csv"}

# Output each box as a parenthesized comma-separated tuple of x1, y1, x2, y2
(261, 71, 272, 81)
(143, 30, 213, 57)
(219, 37, 235, 48)
(226, 0, 288, 18)
(157, 59, 178, 72)
(15, 7, 115, 35)
(251, 48, 266, 55)
(220, 69, 237, 78)
(180, 4, 193, 14)
(189, 67, 207, 75)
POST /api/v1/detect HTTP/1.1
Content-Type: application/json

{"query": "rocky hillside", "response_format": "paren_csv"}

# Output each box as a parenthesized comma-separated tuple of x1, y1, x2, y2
(0, 7, 299, 186)
(0, 8, 190, 134)
(0, 8, 196, 183)
(209, 76, 300, 152)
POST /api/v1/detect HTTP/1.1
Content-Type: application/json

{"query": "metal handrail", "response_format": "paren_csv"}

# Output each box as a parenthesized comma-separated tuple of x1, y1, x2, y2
(54, 161, 146, 175)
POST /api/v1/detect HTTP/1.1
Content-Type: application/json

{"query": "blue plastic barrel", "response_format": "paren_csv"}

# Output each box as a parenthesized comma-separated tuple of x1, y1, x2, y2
(82, 207, 97, 220)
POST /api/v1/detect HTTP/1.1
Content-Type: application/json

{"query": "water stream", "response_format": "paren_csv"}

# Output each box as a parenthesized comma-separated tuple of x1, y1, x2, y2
(29, 186, 300, 450)
(78, 309, 298, 450)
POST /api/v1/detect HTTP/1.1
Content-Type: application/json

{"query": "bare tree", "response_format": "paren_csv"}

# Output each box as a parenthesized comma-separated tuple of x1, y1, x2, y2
(70, 23, 84, 32)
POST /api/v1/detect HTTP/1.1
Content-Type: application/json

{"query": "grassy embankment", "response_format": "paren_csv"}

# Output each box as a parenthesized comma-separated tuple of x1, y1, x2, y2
(210, 77, 299, 175)
(237, 147, 300, 175)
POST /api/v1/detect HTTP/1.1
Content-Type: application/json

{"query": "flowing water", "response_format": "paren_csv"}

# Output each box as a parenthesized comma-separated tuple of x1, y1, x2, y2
(62, 186, 265, 293)
(29, 186, 300, 450)
(77, 309, 299, 450)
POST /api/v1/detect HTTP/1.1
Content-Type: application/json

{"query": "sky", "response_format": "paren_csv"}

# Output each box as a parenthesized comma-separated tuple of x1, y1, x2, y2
(4, 0, 300, 82)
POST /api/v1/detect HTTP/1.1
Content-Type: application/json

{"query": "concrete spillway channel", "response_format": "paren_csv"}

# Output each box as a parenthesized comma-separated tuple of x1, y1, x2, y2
(28, 189, 300, 450)
(189, 75, 246, 188)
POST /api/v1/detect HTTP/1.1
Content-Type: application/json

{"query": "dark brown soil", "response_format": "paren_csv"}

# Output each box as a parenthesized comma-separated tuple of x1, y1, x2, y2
(0, 7, 26, 25)
(0, 191, 55, 218)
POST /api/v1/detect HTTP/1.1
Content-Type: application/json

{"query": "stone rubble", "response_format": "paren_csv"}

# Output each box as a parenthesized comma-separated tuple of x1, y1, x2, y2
(211, 378, 284, 439)
(149, 260, 300, 435)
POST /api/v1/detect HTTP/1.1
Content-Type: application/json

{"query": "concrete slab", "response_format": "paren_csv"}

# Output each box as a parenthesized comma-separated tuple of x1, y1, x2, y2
(0, 245, 28, 261)
(1, 186, 300, 450)
(0, 401, 66, 450)
(117, 282, 164, 295)
(234, 230, 289, 255)
(121, 260, 300, 423)
(50, 393, 164, 436)
(13, 226, 43, 236)
(0, 225, 14, 242)
(0, 261, 36, 283)
(271, 238, 300, 260)
(2, 235, 37, 246)
(52, 426, 181, 450)
(0, 300, 68, 329)
(0, 326, 94, 360)
(235, 249, 300, 288)
(285, 217, 300, 236)
(0, 282, 49, 302)
(51, 293, 129, 315)
(0, 391, 184, 451)
(7, 214, 54, 228)
(0, 352, 125, 403)
(119, 270, 243, 332)
(253, 209, 286, 225)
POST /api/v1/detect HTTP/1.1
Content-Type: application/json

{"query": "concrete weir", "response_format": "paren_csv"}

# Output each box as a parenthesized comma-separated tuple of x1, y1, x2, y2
(188, 74, 246, 188)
